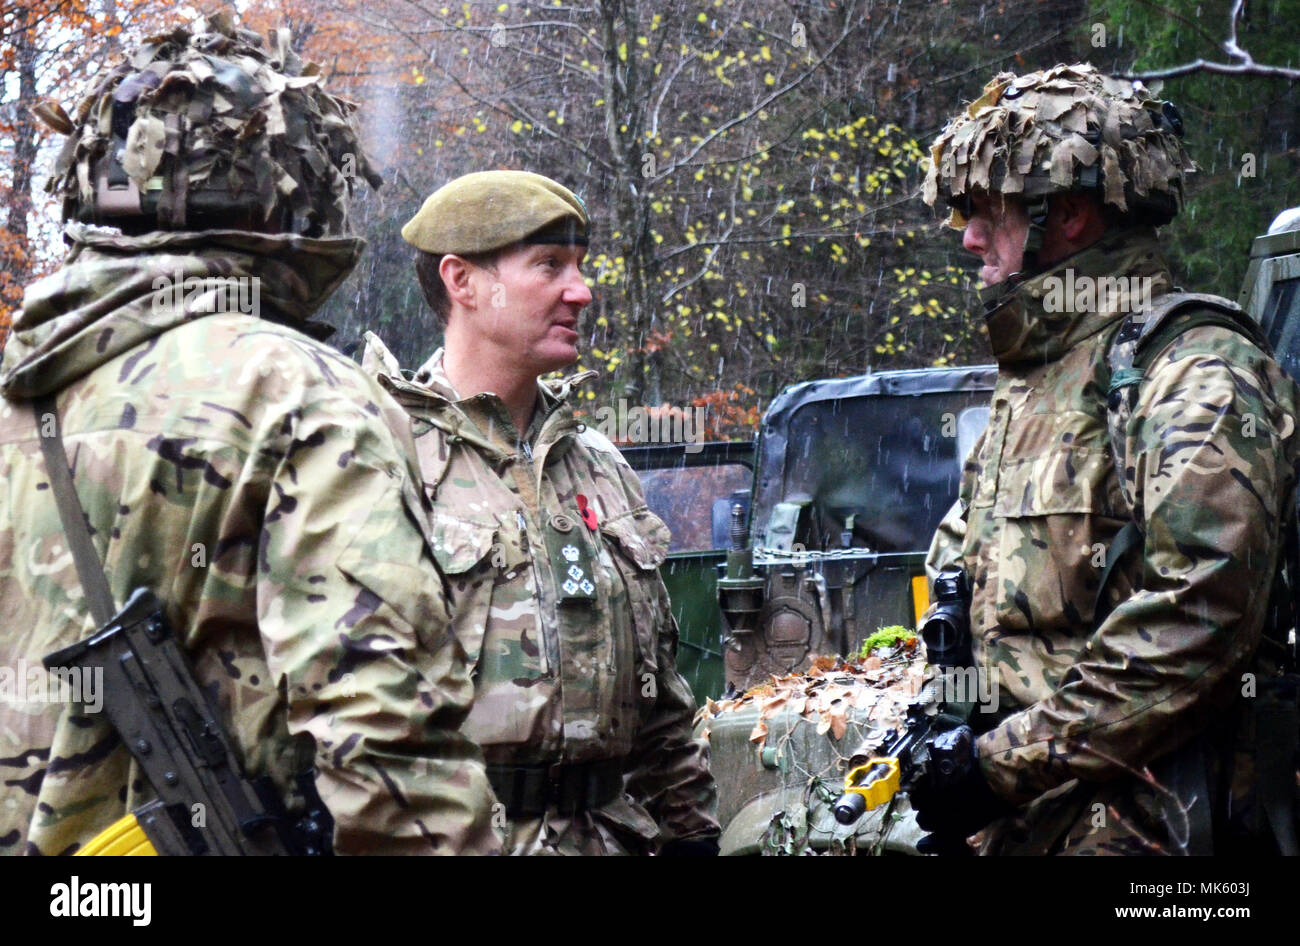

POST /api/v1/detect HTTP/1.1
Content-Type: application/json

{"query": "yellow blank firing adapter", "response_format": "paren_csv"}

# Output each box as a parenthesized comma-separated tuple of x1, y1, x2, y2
(75, 813, 158, 856)
(832, 757, 902, 825)
(844, 758, 901, 810)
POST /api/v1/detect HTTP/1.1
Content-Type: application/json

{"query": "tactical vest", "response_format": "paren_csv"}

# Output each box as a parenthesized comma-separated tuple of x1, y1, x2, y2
(1098, 291, 1299, 856)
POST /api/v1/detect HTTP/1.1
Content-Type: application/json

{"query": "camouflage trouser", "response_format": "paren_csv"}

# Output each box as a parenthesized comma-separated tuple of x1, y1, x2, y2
(980, 734, 1234, 855)
(498, 798, 661, 855)
(979, 778, 1178, 855)
(978, 709, 1295, 856)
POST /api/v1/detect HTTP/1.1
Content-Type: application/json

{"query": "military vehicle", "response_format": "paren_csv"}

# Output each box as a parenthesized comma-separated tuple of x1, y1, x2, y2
(622, 206, 1300, 855)
(1240, 208, 1300, 374)
(619, 441, 754, 702)
(714, 366, 995, 692)
(702, 366, 996, 854)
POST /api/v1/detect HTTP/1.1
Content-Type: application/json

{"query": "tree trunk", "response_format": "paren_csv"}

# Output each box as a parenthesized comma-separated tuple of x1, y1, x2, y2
(1, 8, 40, 343)
(598, 0, 661, 404)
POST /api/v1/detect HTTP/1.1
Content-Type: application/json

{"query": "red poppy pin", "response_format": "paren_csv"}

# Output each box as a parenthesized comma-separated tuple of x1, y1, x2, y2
(576, 494, 598, 531)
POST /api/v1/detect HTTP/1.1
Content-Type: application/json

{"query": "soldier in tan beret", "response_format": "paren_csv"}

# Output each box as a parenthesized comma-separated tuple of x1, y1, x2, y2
(364, 170, 720, 855)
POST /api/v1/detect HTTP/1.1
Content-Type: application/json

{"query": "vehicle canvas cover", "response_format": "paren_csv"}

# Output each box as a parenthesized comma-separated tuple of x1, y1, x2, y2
(751, 365, 997, 558)
(724, 365, 996, 691)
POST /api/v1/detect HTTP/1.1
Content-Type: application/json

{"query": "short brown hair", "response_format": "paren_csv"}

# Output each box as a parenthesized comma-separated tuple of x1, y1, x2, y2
(413, 249, 499, 328)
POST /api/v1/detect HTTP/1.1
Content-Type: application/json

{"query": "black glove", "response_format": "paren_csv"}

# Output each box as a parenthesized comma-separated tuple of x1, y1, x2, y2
(908, 724, 1012, 852)
(658, 837, 720, 856)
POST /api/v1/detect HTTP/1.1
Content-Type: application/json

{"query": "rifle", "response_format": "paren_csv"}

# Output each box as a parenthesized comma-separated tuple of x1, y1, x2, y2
(832, 567, 973, 825)
(45, 587, 333, 856)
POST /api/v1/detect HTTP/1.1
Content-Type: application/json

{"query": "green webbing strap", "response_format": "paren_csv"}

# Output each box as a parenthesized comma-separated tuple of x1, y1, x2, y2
(1093, 520, 1143, 629)
(32, 394, 117, 627)
(1107, 367, 1145, 397)
(1136, 308, 1268, 375)
(1109, 303, 1271, 402)
(1019, 196, 1050, 274)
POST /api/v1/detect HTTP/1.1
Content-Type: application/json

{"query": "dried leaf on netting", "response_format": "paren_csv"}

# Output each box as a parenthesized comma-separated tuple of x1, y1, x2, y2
(758, 692, 789, 720)
(829, 706, 849, 741)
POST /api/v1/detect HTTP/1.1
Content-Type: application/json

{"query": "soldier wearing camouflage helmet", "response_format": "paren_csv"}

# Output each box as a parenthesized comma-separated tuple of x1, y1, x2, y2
(362, 170, 721, 855)
(0, 13, 499, 855)
(914, 63, 1300, 854)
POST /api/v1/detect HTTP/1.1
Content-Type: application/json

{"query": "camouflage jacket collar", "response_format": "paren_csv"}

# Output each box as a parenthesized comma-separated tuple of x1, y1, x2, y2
(417, 349, 599, 458)
(362, 339, 598, 461)
(978, 227, 1175, 366)
(410, 348, 597, 401)
(0, 222, 363, 399)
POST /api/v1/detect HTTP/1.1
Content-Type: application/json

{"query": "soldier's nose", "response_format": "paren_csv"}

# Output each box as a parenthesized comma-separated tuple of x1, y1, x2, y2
(963, 218, 991, 257)
(564, 268, 593, 307)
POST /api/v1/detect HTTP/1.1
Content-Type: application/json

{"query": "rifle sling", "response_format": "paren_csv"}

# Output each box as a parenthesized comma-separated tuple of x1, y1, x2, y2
(1093, 519, 1142, 629)
(32, 394, 117, 627)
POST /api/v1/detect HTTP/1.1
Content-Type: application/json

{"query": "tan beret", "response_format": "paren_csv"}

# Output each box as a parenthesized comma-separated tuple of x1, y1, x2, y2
(400, 170, 588, 254)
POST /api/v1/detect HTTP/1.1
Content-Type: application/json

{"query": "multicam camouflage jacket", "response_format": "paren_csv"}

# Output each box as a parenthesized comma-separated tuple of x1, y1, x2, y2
(0, 223, 499, 855)
(927, 226, 1300, 854)
(363, 337, 719, 854)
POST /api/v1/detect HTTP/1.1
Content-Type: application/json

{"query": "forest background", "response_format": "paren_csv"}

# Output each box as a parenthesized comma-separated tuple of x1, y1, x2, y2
(3, 0, 1297, 437)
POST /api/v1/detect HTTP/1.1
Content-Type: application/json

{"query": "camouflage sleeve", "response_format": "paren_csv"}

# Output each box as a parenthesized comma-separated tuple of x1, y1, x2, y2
(926, 499, 969, 587)
(614, 465, 721, 843)
(978, 327, 1295, 802)
(626, 583, 721, 843)
(259, 386, 499, 854)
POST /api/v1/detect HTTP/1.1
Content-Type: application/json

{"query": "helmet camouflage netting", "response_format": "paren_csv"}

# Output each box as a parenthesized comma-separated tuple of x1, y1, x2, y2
(921, 63, 1195, 229)
(36, 11, 383, 237)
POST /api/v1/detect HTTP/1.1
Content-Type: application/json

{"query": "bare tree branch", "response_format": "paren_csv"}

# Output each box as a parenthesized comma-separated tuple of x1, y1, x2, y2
(651, 5, 863, 185)
(1119, 0, 1300, 82)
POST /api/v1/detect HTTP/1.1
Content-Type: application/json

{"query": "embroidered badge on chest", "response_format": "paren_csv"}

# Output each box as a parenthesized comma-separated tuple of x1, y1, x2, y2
(546, 515, 598, 603)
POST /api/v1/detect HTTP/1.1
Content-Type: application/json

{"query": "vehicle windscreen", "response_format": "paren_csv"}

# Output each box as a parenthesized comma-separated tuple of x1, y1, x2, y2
(753, 368, 995, 555)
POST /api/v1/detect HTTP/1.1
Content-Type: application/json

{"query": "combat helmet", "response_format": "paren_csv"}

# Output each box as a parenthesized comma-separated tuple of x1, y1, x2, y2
(921, 63, 1195, 267)
(33, 11, 382, 237)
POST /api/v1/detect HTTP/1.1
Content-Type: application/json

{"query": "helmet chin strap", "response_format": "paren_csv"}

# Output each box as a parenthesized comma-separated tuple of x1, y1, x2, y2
(980, 194, 1052, 317)
(1007, 195, 1051, 285)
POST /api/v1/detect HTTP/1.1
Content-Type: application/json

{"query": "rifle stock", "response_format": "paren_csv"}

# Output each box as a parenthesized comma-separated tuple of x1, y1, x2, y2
(45, 587, 328, 855)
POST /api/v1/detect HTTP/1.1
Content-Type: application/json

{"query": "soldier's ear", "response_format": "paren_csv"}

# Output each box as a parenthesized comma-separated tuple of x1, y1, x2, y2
(1055, 192, 1105, 244)
(440, 254, 477, 310)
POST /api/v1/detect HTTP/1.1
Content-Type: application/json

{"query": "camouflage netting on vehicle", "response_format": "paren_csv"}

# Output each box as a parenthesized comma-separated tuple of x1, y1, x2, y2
(32, 11, 383, 237)
(699, 651, 925, 745)
(921, 63, 1195, 228)
(696, 651, 928, 855)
